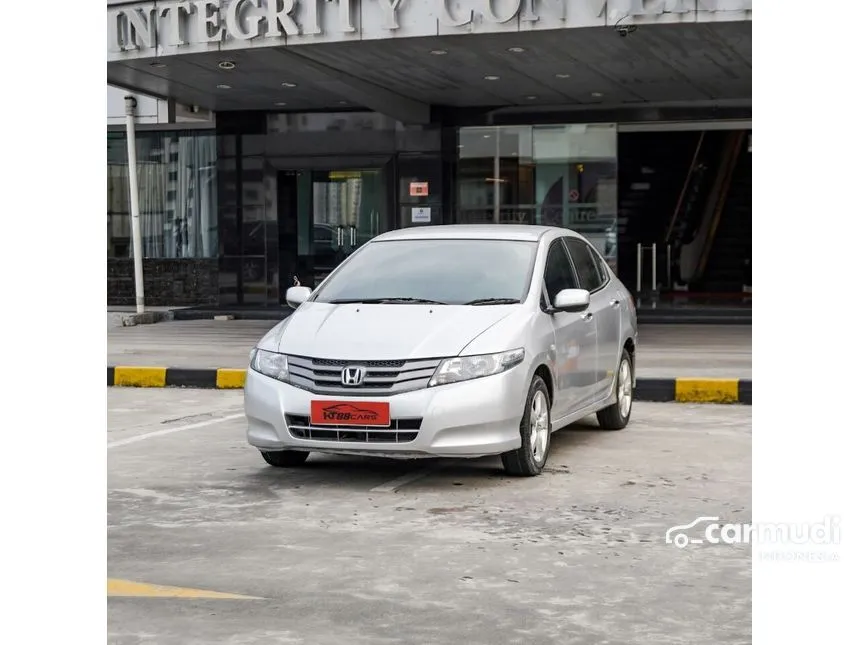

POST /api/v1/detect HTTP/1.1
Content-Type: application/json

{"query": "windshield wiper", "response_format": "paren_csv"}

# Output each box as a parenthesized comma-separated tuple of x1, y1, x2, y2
(463, 298, 522, 306)
(328, 297, 448, 305)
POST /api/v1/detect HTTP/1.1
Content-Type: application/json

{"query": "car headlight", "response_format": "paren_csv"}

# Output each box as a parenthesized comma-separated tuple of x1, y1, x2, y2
(249, 348, 289, 382)
(429, 348, 525, 387)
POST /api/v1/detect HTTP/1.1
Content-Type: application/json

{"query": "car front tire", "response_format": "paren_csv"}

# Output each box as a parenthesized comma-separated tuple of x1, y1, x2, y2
(596, 349, 634, 430)
(260, 450, 310, 468)
(501, 375, 552, 477)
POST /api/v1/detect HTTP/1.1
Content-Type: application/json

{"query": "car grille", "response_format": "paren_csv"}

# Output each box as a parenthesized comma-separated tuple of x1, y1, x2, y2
(286, 415, 421, 443)
(286, 355, 442, 396)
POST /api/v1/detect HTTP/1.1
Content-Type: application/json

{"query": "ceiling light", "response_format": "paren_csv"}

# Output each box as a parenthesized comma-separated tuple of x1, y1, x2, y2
(281, 82, 297, 88)
(483, 134, 491, 139)
(339, 101, 348, 105)
(149, 61, 166, 68)
(591, 92, 604, 98)
(555, 73, 570, 79)
(484, 75, 500, 81)
(430, 49, 447, 55)
(218, 60, 236, 70)
(507, 47, 525, 53)
(525, 95, 537, 100)
(275, 102, 286, 107)
(216, 84, 231, 89)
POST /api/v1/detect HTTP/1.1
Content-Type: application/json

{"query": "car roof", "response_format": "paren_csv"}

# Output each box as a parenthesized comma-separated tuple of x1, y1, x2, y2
(373, 224, 583, 243)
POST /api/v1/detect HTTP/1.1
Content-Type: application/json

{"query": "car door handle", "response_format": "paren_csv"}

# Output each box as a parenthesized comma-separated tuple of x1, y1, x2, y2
(581, 312, 593, 322)
(610, 299, 621, 308)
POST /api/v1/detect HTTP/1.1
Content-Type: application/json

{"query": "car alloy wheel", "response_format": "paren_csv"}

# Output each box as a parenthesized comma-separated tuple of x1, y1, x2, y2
(530, 389, 550, 463)
(617, 358, 633, 419)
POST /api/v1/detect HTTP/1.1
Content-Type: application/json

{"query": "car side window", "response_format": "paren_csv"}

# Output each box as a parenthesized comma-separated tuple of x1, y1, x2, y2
(588, 246, 609, 285)
(564, 238, 605, 293)
(543, 240, 578, 305)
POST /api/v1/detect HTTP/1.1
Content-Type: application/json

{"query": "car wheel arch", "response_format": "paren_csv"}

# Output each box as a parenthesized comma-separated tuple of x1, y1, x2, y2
(533, 363, 554, 407)
(623, 337, 636, 381)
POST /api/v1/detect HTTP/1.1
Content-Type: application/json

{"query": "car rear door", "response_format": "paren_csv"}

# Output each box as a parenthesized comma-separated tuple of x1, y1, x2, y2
(542, 239, 598, 419)
(563, 237, 621, 403)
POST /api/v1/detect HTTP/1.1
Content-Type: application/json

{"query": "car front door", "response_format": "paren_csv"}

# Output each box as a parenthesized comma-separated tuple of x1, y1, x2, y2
(542, 239, 598, 419)
(564, 237, 621, 403)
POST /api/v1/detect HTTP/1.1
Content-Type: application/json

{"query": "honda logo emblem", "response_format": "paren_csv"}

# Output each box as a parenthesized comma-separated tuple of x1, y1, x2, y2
(341, 366, 366, 386)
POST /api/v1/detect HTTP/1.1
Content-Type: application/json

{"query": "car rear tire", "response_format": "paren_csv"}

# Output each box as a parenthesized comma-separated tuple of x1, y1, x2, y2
(501, 375, 552, 477)
(596, 349, 633, 430)
(260, 450, 310, 468)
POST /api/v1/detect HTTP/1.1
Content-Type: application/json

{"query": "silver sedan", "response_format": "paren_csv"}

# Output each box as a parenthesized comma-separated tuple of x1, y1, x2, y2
(244, 225, 637, 476)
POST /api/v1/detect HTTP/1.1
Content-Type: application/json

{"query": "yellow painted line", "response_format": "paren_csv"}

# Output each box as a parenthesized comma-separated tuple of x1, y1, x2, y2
(113, 366, 167, 388)
(107, 578, 261, 599)
(675, 378, 739, 403)
(216, 368, 247, 389)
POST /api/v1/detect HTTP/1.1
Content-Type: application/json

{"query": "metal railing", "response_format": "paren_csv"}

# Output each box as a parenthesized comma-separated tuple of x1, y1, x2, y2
(635, 242, 674, 297)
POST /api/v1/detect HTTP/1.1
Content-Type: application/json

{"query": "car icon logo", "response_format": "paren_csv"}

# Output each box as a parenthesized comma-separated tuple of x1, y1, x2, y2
(665, 516, 720, 548)
(341, 366, 366, 386)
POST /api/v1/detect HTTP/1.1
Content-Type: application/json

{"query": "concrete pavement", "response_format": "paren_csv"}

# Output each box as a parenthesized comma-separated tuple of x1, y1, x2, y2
(107, 320, 751, 379)
(108, 388, 751, 644)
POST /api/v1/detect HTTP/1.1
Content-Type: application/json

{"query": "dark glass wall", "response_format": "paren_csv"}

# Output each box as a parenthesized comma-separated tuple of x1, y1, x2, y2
(215, 111, 453, 306)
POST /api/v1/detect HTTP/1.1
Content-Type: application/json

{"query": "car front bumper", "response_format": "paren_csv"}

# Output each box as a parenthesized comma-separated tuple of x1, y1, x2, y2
(244, 364, 528, 459)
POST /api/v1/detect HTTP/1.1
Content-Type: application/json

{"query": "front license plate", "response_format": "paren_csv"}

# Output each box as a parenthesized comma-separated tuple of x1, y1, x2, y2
(310, 400, 391, 427)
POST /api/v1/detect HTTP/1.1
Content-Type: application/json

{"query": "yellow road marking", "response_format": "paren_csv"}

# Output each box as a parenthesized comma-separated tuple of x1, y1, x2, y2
(675, 378, 739, 403)
(216, 368, 247, 389)
(107, 578, 261, 599)
(113, 366, 167, 387)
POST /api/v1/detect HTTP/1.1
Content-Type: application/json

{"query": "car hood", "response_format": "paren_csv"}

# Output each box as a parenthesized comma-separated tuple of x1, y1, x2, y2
(276, 302, 517, 360)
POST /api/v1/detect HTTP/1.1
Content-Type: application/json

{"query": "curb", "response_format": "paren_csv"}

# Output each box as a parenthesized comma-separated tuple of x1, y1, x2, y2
(107, 311, 174, 327)
(107, 367, 752, 404)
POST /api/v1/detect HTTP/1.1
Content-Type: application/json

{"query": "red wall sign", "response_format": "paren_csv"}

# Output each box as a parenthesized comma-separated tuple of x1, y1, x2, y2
(409, 182, 429, 197)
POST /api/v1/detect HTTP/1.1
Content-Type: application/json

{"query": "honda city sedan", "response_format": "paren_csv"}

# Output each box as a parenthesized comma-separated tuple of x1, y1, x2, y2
(244, 225, 637, 476)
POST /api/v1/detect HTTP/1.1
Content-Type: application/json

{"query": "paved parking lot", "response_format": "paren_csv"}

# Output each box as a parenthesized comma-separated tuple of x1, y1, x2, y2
(108, 389, 751, 645)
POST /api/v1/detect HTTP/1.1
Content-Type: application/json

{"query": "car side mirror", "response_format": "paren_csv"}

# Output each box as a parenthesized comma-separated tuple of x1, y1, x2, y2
(286, 286, 312, 309)
(552, 288, 590, 313)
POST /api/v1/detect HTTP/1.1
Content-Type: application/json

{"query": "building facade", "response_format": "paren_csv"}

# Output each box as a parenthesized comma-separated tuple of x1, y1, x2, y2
(107, 0, 752, 307)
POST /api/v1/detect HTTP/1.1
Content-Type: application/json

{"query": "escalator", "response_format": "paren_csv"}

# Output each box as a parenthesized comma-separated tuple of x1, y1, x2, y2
(616, 131, 729, 291)
(616, 132, 704, 288)
(690, 139, 752, 292)
(671, 130, 748, 293)
(617, 128, 752, 323)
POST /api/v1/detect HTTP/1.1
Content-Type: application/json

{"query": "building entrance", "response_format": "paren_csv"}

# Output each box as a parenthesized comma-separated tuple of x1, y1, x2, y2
(276, 163, 392, 300)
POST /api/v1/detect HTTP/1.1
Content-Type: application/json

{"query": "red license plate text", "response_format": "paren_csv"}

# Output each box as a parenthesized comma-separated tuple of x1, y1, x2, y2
(310, 400, 391, 427)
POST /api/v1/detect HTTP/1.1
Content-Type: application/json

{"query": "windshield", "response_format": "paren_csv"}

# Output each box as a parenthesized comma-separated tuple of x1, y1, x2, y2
(313, 239, 537, 305)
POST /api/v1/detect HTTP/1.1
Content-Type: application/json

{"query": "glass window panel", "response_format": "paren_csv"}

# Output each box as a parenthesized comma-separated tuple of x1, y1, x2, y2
(563, 237, 604, 292)
(533, 124, 618, 273)
(497, 126, 534, 224)
(241, 157, 266, 255)
(544, 240, 577, 302)
(218, 158, 239, 256)
(457, 127, 497, 224)
(107, 130, 218, 259)
(455, 123, 617, 273)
